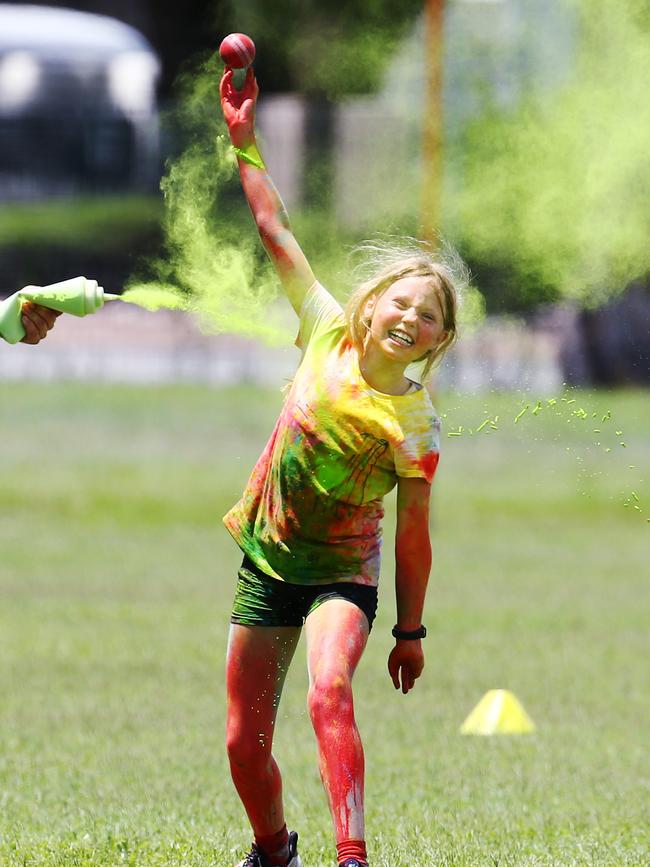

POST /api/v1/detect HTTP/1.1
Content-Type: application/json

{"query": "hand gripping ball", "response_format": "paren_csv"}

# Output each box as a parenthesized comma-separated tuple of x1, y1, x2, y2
(219, 33, 256, 69)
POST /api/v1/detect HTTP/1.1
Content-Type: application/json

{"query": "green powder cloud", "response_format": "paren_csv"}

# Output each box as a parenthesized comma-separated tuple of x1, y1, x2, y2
(449, 0, 650, 307)
(124, 53, 291, 344)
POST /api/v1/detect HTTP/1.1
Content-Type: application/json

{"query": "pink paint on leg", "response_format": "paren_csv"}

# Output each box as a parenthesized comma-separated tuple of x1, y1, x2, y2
(305, 601, 369, 844)
(226, 624, 300, 836)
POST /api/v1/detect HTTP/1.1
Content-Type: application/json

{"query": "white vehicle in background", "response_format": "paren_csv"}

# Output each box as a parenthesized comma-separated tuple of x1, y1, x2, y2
(0, 4, 160, 199)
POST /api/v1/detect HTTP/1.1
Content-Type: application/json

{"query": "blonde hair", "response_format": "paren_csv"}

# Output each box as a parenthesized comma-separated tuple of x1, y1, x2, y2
(344, 237, 468, 380)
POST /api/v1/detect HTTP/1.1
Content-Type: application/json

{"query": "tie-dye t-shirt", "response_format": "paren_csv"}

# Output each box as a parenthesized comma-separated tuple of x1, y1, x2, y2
(223, 282, 441, 586)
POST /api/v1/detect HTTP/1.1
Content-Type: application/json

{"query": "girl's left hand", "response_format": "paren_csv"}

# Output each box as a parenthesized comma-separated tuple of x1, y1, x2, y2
(20, 300, 61, 344)
(219, 67, 259, 147)
(388, 640, 424, 694)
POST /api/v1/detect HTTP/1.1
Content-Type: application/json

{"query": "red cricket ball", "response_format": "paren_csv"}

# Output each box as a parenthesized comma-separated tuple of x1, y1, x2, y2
(219, 33, 256, 69)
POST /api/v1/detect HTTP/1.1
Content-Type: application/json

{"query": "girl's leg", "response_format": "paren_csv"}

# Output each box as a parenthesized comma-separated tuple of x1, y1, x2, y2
(304, 600, 370, 861)
(226, 623, 301, 837)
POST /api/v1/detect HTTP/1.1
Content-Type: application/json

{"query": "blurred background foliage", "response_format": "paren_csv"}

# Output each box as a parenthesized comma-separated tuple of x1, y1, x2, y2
(226, 0, 424, 97)
(1, 0, 648, 346)
(1, 0, 424, 291)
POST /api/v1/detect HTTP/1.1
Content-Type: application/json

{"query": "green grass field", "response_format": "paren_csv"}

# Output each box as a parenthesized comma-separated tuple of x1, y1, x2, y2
(0, 383, 647, 866)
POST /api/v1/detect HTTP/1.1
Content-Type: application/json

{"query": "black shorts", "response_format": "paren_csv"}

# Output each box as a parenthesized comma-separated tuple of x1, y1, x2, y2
(230, 556, 378, 632)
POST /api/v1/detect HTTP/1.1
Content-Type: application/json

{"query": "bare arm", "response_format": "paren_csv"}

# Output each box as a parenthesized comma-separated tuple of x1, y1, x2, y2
(220, 68, 315, 316)
(387, 476, 432, 694)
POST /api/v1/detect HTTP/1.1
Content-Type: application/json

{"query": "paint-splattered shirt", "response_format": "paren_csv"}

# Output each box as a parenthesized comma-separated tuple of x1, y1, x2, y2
(223, 282, 441, 586)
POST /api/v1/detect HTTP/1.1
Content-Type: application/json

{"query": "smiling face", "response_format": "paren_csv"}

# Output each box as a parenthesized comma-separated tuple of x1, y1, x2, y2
(364, 275, 448, 368)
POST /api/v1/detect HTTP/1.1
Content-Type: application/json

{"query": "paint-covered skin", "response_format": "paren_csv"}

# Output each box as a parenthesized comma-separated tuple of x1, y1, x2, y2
(223, 283, 440, 586)
(226, 599, 371, 849)
(219, 66, 258, 150)
(388, 476, 432, 693)
(305, 600, 369, 843)
(220, 68, 316, 316)
(226, 622, 301, 836)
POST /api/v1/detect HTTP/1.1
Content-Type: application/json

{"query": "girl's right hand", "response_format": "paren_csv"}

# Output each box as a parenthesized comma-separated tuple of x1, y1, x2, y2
(219, 67, 258, 148)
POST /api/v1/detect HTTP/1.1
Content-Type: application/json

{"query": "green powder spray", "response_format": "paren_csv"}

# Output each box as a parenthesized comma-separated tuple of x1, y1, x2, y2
(124, 53, 291, 344)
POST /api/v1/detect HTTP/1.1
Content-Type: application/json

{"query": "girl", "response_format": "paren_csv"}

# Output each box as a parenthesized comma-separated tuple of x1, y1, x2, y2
(220, 66, 462, 867)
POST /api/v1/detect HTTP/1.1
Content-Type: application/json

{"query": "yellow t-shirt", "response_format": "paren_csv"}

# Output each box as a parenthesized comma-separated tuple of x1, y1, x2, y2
(223, 282, 441, 586)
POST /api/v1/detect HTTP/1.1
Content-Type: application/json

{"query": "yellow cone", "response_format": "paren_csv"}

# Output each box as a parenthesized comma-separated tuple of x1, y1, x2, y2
(460, 689, 536, 735)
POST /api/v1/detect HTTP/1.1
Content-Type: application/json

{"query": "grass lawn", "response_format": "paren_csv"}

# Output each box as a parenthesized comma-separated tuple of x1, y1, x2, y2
(0, 383, 647, 866)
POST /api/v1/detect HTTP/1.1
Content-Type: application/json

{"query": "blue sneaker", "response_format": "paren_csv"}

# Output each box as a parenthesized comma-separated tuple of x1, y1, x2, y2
(235, 831, 302, 867)
(339, 861, 368, 867)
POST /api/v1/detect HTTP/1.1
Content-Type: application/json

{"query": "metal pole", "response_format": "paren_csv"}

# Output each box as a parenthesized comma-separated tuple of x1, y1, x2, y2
(421, 0, 445, 244)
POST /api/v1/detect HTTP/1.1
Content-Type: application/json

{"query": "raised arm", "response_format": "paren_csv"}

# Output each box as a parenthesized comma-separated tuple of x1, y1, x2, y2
(220, 68, 315, 316)
(387, 476, 432, 694)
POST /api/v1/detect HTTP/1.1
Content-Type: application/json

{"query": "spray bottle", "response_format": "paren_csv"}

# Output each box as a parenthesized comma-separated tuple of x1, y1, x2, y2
(0, 276, 119, 344)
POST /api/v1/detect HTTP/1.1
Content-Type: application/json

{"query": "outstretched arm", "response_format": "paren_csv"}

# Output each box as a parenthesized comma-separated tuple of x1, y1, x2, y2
(387, 476, 432, 694)
(220, 68, 315, 316)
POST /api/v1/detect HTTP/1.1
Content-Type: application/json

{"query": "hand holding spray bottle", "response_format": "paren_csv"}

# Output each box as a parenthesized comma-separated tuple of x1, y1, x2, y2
(0, 276, 119, 344)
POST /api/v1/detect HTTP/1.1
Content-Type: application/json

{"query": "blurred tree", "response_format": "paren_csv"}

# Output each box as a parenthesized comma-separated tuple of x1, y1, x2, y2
(226, 0, 423, 208)
(449, 0, 650, 312)
(8, 2, 425, 207)
(226, 0, 423, 97)
(8, 0, 424, 97)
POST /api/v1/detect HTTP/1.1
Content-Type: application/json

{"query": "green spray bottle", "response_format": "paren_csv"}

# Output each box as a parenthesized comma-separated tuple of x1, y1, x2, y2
(0, 276, 119, 344)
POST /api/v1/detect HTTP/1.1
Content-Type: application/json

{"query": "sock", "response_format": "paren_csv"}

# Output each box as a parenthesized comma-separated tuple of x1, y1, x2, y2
(255, 825, 290, 866)
(336, 839, 368, 865)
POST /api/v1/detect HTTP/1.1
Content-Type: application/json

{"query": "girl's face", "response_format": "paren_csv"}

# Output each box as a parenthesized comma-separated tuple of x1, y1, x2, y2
(364, 276, 448, 366)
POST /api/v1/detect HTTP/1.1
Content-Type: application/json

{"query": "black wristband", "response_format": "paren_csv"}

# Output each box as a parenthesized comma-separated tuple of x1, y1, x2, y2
(392, 624, 427, 640)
